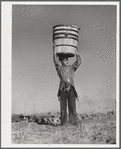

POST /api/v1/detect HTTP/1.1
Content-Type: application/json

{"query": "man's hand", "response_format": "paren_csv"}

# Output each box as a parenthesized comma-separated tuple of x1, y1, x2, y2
(76, 95, 79, 102)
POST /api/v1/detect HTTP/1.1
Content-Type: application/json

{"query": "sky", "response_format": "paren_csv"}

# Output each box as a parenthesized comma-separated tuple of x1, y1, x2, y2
(12, 4, 116, 115)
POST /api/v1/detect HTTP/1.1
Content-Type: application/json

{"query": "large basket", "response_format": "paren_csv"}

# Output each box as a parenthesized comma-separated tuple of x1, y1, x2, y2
(53, 25, 80, 57)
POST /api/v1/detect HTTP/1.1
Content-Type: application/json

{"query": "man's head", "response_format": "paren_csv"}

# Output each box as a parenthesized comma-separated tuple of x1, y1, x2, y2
(59, 57, 69, 67)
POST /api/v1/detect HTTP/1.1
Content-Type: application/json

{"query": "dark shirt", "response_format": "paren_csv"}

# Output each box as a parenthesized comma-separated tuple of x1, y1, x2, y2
(54, 54, 82, 91)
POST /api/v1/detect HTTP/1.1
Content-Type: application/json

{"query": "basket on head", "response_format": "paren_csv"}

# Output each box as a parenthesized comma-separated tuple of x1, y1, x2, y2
(53, 25, 80, 57)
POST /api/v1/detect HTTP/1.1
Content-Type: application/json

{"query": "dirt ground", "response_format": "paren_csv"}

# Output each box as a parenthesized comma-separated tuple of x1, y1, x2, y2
(12, 113, 116, 144)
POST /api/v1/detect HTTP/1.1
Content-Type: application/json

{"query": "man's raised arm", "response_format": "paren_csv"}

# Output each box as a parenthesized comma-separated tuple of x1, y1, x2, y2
(53, 45, 61, 68)
(72, 48, 82, 71)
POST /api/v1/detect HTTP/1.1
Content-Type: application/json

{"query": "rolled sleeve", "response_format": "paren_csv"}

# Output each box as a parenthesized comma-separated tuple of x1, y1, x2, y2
(72, 55, 82, 71)
(53, 54, 61, 72)
(55, 63, 61, 72)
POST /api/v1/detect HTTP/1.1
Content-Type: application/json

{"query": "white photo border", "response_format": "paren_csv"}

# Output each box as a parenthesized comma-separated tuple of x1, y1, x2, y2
(1, 1, 120, 148)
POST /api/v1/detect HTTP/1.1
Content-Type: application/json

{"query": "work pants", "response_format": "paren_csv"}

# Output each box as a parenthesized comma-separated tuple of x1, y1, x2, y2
(60, 86, 78, 126)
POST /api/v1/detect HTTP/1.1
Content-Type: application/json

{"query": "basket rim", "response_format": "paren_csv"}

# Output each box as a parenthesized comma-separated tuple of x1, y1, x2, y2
(53, 24, 81, 30)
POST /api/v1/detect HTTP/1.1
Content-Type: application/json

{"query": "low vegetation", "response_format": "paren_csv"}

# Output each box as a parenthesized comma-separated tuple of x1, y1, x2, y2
(12, 110, 116, 144)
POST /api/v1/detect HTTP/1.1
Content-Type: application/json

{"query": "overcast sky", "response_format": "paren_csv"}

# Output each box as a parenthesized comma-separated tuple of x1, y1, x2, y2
(12, 5, 116, 114)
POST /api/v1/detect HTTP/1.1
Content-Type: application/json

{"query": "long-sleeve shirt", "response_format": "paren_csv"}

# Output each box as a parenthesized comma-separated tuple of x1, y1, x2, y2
(53, 54, 82, 91)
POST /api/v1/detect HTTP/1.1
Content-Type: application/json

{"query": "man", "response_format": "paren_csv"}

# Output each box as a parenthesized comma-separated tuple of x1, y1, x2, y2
(53, 45, 82, 126)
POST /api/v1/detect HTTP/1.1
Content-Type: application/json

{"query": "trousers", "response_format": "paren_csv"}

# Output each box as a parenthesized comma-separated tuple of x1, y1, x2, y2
(59, 86, 78, 126)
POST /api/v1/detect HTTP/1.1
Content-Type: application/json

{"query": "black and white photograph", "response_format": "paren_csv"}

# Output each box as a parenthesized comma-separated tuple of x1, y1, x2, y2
(1, 1, 120, 148)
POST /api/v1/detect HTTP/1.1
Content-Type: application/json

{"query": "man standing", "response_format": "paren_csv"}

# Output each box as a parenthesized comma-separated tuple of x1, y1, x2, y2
(53, 46, 82, 126)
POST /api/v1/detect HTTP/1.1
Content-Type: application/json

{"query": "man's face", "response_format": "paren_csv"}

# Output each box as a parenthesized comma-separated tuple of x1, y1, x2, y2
(62, 58, 69, 67)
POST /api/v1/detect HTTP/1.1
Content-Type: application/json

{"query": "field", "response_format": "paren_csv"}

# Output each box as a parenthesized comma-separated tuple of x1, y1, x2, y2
(12, 112, 116, 144)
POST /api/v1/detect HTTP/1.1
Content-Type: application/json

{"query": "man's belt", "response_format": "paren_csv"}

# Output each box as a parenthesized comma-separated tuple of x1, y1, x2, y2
(63, 83, 71, 92)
